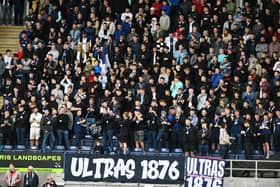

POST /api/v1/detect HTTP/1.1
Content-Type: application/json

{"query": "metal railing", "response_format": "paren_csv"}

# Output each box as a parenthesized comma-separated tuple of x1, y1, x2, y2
(226, 159, 280, 180)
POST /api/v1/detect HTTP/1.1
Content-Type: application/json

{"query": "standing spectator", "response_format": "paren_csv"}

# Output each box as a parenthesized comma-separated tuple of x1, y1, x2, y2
(274, 109, 280, 152)
(1, 110, 13, 145)
(146, 104, 158, 149)
(118, 112, 132, 155)
(3, 164, 22, 187)
(133, 109, 145, 150)
(23, 166, 39, 187)
(14, 0, 24, 25)
(56, 105, 70, 150)
(0, 55, 5, 94)
(159, 9, 170, 33)
(230, 109, 243, 155)
(198, 122, 211, 156)
(260, 114, 272, 159)
(15, 104, 28, 145)
(174, 44, 188, 65)
(242, 85, 256, 108)
(171, 106, 184, 149)
(73, 110, 86, 146)
(156, 110, 170, 150)
(29, 106, 42, 147)
(183, 118, 196, 157)
(99, 100, 115, 153)
(40, 108, 55, 153)
(241, 120, 254, 159)
(2, 0, 13, 25)
(219, 123, 232, 158)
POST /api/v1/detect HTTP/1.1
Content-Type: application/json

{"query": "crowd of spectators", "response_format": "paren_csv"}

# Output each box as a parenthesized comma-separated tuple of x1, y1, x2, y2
(0, 0, 280, 159)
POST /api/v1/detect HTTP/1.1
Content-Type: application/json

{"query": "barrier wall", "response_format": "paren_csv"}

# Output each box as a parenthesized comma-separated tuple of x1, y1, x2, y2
(0, 151, 279, 187)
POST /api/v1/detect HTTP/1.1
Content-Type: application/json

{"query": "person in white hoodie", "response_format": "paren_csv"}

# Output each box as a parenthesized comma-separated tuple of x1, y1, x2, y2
(29, 106, 43, 146)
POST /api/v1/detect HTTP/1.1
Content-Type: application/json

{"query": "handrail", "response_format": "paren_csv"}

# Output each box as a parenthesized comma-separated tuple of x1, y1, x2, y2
(225, 159, 280, 180)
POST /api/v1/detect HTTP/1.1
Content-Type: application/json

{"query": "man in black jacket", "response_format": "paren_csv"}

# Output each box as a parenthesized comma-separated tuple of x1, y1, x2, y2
(184, 118, 197, 157)
(23, 166, 39, 187)
(198, 122, 211, 156)
(40, 108, 56, 153)
(15, 104, 29, 145)
(241, 120, 254, 159)
(56, 105, 70, 150)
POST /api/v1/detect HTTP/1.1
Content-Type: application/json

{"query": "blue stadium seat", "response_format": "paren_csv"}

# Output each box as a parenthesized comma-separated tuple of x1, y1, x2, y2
(238, 154, 246, 160)
(131, 148, 144, 156)
(211, 153, 223, 158)
(3, 145, 13, 151)
(68, 146, 79, 152)
(159, 148, 170, 156)
(226, 153, 236, 159)
(252, 150, 263, 160)
(15, 145, 26, 151)
(53, 145, 65, 153)
(29, 146, 40, 152)
(146, 148, 156, 156)
(80, 146, 92, 154)
(171, 148, 183, 156)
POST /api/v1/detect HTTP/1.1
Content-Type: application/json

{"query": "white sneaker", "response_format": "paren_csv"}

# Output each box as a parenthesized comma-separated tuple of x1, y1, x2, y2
(265, 154, 270, 159)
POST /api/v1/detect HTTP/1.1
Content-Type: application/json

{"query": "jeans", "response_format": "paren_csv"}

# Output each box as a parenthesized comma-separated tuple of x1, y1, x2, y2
(231, 133, 242, 154)
(147, 130, 157, 149)
(73, 129, 86, 146)
(172, 131, 183, 149)
(274, 133, 280, 152)
(198, 144, 209, 156)
(57, 129, 70, 150)
(156, 130, 168, 150)
(102, 129, 113, 152)
(2, 5, 12, 24)
(42, 131, 55, 153)
(16, 128, 25, 145)
(220, 144, 228, 158)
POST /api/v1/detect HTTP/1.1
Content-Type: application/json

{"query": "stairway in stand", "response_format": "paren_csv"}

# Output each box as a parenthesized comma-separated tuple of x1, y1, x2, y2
(0, 25, 23, 108)
(0, 25, 24, 55)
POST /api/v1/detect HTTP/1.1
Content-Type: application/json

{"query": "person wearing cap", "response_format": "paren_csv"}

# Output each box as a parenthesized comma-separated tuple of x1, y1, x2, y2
(29, 106, 42, 146)
(23, 166, 39, 187)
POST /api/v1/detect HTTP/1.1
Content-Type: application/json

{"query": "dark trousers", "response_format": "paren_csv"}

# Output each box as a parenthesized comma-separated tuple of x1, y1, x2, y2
(2, 129, 13, 145)
(147, 130, 157, 149)
(102, 129, 113, 152)
(156, 130, 168, 150)
(42, 131, 55, 153)
(274, 133, 280, 152)
(172, 131, 183, 149)
(2, 5, 12, 24)
(16, 128, 26, 145)
(244, 142, 253, 159)
(220, 144, 228, 158)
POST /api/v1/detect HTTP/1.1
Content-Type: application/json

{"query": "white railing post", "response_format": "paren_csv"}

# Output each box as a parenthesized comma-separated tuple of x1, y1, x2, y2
(255, 160, 258, 181)
(230, 160, 233, 180)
